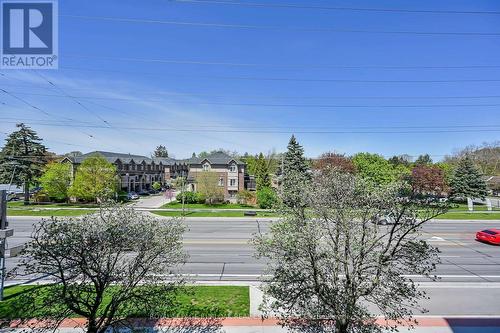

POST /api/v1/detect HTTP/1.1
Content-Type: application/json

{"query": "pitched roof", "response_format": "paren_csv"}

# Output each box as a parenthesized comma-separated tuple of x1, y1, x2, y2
(183, 151, 244, 165)
(64, 151, 243, 166)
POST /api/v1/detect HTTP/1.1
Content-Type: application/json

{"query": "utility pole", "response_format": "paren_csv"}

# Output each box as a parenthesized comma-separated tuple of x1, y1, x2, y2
(0, 190, 14, 301)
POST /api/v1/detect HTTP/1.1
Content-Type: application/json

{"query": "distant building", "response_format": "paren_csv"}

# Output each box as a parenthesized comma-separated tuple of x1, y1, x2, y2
(62, 150, 254, 202)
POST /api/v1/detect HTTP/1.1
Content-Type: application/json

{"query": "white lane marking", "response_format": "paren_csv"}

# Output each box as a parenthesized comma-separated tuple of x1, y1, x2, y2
(428, 236, 446, 241)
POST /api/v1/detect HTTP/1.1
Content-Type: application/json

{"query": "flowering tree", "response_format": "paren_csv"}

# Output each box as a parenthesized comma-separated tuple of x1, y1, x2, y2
(411, 165, 447, 195)
(254, 171, 448, 333)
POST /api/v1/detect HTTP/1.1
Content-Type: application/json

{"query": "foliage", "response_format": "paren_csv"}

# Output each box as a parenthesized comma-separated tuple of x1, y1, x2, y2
(196, 171, 224, 204)
(14, 205, 187, 333)
(450, 156, 488, 200)
(435, 162, 454, 185)
(411, 165, 447, 195)
(253, 170, 449, 333)
(68, 154, 118, 202)
(414, 153, 433, 166)
(152, 181, 162, 191)
(176, 191, 200, 204)
(198, 149, 239, 159)
(255, 152, 272, 190)
(281, 135, 311, 209)
(352, 152, 396, 185)
(313, 152, 356, 173)
(0, 123, 48, 204)
(237, 189, 256, 205)
(256, 187, 278, 209)
(445, 141, 500, 176)
(388, 154, 412, 167)
(38, 162, 72, 202)
(153, 145, 169, 158)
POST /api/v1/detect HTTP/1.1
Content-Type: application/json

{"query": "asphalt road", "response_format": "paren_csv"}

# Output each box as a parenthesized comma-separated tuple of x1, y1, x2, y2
(5, 216, 500, 282)
(4, 216, 500, 316)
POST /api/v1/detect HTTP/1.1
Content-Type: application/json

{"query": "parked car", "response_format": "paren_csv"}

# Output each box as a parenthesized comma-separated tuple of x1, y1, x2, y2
(476, 229, 500, 245)
(371, 213, 416, 226)
(6, 192, 20, 201)
(148, 189, 159, 195)
(138, 190, 150, 196)
(127, 192, 139, 200)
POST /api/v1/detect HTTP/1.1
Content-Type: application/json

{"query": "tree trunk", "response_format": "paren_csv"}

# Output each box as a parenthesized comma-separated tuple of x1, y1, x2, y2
(335, 320, 349, 333)
(23, 180, 30, 206)
(86, 320, 98, 333)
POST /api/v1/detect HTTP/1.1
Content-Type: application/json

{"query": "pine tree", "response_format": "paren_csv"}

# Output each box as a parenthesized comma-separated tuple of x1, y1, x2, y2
(450, 156, 488, 200)
(281, 135, 311, 208)
(153, 145, 169, 158)
(255, 152, 271, 190)
(0, 123, 47, 205)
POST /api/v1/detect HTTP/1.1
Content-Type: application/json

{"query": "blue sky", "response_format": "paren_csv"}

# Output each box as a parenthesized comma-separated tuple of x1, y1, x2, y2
(1, 0, 500, 160)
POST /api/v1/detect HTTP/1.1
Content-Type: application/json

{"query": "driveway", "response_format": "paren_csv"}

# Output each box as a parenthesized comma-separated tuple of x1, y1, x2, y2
(130, 191, 176, 209)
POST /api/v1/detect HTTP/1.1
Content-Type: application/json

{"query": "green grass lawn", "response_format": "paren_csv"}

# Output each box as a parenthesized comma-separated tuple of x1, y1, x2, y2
(7, 202, 99, 208)
(449, 203, 500, 212)
(435, 212, 500, 220)
(0, 285, 249, 319)
(162, 201, 257, 209)
(154, 210, 278, 217)
(7, 209, 97, 217)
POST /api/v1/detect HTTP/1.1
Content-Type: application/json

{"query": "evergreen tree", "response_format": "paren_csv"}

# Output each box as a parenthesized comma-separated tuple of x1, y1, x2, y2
(281, 135, 311, 209)
(450, 156, 488, 200)
(153, 145, 168, 158)
(0, 123, 47, 205)
(255, 152, 271, 190)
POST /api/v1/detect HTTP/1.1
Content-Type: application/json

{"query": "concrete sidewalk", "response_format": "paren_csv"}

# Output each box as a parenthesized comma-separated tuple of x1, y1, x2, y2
(6, 317, 500, 333)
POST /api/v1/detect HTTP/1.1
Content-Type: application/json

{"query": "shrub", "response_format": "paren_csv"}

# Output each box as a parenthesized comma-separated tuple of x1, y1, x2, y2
(176, 191, 198, 204)
(152, 182, 162, 191)
(257, 187, 277, 209)
(237, 190, 256, 206)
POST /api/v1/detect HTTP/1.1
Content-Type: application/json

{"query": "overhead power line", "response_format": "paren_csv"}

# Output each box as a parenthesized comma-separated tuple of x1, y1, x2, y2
(34, 66, 500, 83)
(61, 14, 500, 36)
(171, 0, 500, 15)
(64, 55, 500, 70)
(4, 91, 500, 108)
(1, 119, 499, 135)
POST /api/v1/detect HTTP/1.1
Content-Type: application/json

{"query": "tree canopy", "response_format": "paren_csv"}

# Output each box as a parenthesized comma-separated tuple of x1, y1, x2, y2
(0, 123, 48, 204)
(196, 171, 224, 204)
(68, 154, 118, 202)
(38, 162, 72, 202)
(352, 152, 396, 185)
(450, 156, 488, 200)
(254, 170, 448, 333)
(153, 145, 169, 158)
(255, 152, 271, 190)
(15, 205, 186, 333)
(281, 135, 311, 209)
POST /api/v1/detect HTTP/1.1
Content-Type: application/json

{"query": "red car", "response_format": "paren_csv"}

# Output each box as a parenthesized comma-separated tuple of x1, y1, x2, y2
(476, 229, 500, 245)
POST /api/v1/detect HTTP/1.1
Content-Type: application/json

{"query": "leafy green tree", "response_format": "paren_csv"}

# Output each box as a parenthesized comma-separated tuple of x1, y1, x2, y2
(255, 153, 271, 190)
(415, 154, 433, 166)
(450, 156, 488, 200)
(281, 135, 311, 209)
(68, 155, 118, 202)
(352, 153, 395, 185)
(153, 145, 169, 158)
(196, 171, 224, 205)
(257, 187, 278, 209)
(0, 123, 47, 205)
(39, 162, 72, 202)
(152, 181, 162, 191)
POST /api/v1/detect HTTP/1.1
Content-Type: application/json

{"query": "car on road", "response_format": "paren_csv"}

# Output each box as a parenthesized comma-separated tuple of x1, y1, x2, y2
(371, 213, 416, 226)
(476, 229, 500, 245)
(127, 192, 139, 200)
(138, 190, 150, 196)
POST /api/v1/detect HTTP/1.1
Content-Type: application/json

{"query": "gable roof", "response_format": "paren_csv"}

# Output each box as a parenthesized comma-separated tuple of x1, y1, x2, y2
(64, 151, 244, 166)
(183, 151, 244, 165)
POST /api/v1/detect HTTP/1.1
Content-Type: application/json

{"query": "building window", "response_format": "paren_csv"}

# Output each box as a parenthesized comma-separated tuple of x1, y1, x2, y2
(203, 163, 210, 171)
(229, 163, 237, 172)
(230, 179, 236, 187)
(219, 177, 224, 186)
